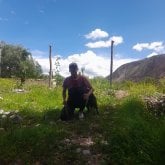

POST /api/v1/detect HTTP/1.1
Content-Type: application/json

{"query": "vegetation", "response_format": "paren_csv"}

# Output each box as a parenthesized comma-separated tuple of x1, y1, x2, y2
(0, 42, 42, 83)
(0, 78, 164, 164)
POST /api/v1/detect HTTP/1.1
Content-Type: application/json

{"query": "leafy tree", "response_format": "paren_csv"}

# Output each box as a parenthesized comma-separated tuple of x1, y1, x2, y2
(0, 42, 42, 82)
(54, 56, 64, 85)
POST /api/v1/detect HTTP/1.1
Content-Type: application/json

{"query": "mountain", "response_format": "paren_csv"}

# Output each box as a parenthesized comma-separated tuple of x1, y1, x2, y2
(107, 54, 165, 82)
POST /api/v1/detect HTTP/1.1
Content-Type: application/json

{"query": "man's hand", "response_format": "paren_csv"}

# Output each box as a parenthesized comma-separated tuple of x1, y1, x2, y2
(83, 88, 93, 100)
(83, 93, 89, 100)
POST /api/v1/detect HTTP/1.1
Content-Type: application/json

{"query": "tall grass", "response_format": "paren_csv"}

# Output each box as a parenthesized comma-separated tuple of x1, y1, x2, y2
(105, 97, 165, 164)
(0, 78, 164, 164)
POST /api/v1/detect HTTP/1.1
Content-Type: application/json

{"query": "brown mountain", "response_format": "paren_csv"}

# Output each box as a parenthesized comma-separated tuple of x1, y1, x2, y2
(108, 54, 165, 82)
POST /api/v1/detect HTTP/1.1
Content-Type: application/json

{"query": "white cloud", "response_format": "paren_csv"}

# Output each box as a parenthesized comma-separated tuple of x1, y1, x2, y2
(133, 41, 165, 52)
(133, 42, 164, 51)
(110, 36, 124, 45)
(32, 50, 137, 78)
(132, 43, 149, 51)
(133, 41, 165, 58)
(85, 28, 109, 40)
(86, 40, 109, 48)
(147, 52, 158, 58)
(149, 42, 164, 52)
(85, 36, 123, 48)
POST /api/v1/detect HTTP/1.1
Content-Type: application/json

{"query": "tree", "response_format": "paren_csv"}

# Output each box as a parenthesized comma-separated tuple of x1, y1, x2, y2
(0, 42, 42, 82)
(54, 56, 63, 85)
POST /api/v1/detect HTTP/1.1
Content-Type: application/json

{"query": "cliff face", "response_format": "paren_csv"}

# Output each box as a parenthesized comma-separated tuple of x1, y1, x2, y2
(108, 54, 165, 82)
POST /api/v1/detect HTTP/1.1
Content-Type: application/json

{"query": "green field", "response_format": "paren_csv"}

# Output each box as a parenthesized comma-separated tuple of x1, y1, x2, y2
(0, 78, 165, 164)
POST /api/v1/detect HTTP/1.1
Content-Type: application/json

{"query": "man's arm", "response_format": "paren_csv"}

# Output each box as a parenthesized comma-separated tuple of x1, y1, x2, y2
(83, 87, 93, 100)
(62, 87, 67, 105)
(83, 76, 94, 100)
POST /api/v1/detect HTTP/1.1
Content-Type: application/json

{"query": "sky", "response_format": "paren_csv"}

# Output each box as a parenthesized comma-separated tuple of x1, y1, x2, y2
(0, 0, 165, 78)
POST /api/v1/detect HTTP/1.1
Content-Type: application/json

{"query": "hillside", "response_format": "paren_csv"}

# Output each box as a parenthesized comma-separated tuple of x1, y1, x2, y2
(108, 54, 165, 82)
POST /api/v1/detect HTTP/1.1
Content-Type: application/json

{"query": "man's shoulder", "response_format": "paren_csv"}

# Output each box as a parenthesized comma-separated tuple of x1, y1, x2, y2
(63, 76, 71, 86)
(64, 76, 71, 81)
(79, 75, 89, 81)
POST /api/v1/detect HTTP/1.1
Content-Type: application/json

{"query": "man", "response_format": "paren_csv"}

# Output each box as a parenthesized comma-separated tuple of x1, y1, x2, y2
(62, 62, 93, 119)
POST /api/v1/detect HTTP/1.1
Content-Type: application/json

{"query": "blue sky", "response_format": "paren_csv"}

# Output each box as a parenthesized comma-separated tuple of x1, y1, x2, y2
(0, 0, 165, 77)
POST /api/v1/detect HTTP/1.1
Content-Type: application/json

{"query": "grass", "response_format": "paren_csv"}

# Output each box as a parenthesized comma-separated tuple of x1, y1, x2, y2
(106, 97, 165, 164)
(0, 78, 165, 164)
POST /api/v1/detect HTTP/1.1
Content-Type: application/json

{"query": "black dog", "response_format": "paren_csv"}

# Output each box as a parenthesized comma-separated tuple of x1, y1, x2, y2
(86, 93, 99, 114)
(60, 105, 70, 121)
(60, 93, 99, 121)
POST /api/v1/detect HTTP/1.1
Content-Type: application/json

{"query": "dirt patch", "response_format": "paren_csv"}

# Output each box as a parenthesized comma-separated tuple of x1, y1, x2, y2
(115, 90, 129, 99)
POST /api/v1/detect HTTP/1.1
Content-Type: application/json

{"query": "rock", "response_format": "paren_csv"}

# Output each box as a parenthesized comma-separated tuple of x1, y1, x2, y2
(64, 138, 71, 143)
(13, 89, 25, 93)
(2, 114, 7, 119)
(0, 128, 5, 132)
(35, 124, 40, 127)
(0, 109, 4, 114)
(76, 148, 81, 153)
(82, 149, 91, 155)
(10, 114, 23, 124)
(144, 94, 165, 117)
(101, 140, 108, 145)
(3, 111, 10, 115)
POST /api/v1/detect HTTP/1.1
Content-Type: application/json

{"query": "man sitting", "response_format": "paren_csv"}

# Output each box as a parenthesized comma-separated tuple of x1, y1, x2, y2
(62, 62, 94, 120)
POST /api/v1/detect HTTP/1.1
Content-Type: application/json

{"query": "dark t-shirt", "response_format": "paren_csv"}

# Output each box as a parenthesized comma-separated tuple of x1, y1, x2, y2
(63, 75, 92, 107)
(63, 75, 92, 91)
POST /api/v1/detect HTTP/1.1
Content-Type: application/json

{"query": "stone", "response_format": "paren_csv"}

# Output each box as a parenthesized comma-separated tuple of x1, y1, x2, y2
(82, 150, 91, 155)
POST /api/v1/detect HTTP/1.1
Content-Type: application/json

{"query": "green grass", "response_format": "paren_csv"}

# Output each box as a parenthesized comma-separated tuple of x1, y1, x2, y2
(0, 78, 165, 164)
(105, 97, 165, 164)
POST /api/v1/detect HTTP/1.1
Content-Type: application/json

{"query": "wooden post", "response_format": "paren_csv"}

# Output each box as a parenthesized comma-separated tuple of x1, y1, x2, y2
(49, 45, 52, 88)
(0, 42, 2, 77)
(110, 40, 114, 87)
(0, 46, 1, 77)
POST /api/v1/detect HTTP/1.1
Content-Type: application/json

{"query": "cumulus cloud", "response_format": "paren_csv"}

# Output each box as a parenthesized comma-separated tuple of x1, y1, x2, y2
(133, 41, 165, 57)
(110, 36, 124, 46)
(132, 43, 149, 51)
(85, 29, 109, 40)
(32, 50, 137, 78)
(85, 36, 123, 48)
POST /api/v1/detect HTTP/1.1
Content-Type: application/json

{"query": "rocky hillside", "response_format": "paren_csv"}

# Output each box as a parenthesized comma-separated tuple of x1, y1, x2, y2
(108, 54, 165, 82)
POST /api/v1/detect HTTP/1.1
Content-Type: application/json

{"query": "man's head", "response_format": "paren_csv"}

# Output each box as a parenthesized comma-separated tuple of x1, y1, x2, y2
(69, 62, 78, 76)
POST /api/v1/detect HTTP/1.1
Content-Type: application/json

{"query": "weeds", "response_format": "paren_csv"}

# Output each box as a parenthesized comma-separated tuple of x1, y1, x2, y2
(0, 78, 165, 164)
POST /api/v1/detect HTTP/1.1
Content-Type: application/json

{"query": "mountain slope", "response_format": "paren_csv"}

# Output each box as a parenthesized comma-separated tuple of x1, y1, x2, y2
(108, 54, 165, 82)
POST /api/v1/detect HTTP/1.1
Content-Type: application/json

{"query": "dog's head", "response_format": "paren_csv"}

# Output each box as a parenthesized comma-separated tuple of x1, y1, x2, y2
(60, 106, 69, 121)
(86, 94, 99, 114)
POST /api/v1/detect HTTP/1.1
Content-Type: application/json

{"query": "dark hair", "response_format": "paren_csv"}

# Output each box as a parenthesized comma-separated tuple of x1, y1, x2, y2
(69, 62, 78, 71)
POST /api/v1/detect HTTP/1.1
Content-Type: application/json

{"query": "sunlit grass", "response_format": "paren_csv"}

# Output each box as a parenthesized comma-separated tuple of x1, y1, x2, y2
(0, 78, 164, 164)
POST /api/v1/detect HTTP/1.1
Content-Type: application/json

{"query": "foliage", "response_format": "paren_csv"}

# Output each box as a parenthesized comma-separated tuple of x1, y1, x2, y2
(53, 56, 64, 86)
(159, 77, 165, 93)
(0, 43, 42, 81)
